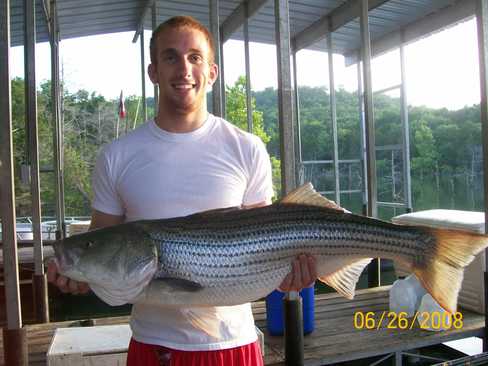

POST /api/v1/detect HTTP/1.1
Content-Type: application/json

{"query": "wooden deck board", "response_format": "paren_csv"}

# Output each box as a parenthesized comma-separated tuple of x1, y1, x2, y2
(0, 286, 485, 365)
(262, 287, 485, 365)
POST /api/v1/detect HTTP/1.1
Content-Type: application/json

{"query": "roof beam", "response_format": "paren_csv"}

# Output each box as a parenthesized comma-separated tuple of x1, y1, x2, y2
(344, 0, 476, 65)
(221, 0, 268, 43)
(132, 0, 155, 43)
(42, 0, 52, 37)
(292, 0, 388, 53)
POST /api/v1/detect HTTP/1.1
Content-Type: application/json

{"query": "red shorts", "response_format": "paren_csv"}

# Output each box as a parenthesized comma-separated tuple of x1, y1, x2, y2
(126, 338, 264, 366)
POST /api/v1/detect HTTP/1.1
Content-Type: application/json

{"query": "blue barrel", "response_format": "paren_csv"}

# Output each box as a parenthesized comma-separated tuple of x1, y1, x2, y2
(265, 285, 315, 335)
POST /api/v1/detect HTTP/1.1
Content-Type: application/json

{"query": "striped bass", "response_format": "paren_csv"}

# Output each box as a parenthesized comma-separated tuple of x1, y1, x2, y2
(52, 183, 488, 316)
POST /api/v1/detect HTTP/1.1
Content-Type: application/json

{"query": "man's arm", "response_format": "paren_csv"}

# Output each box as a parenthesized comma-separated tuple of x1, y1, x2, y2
(47, 210, 124, 294)
(90, 209, 125, 230)
(242, 200, 318, 292)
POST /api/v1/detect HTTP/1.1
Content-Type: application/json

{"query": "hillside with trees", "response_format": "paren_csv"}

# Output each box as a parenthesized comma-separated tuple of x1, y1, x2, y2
(9, 77, 483, 220)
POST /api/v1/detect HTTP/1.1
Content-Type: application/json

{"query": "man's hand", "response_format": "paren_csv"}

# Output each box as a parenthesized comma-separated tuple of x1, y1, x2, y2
(47, 259, 90, 295)
(278, 254, 317, 292)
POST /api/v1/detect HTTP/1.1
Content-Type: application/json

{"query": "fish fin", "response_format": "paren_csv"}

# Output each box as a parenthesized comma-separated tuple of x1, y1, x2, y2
(152, 278, 204, 292)
(318, 258, 372, 299)
(89, 283, 138, 306)
(180, 308, 222, 339)
(413, 228, 488, 313)
(280, 182, 344, 211)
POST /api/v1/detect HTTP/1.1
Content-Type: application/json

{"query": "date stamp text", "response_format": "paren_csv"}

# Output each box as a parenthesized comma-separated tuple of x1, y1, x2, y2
(353, 311, 463, 330)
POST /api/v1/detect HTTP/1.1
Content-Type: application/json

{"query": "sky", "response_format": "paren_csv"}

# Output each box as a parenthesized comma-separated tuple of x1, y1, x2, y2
(10, 17, 480, 111)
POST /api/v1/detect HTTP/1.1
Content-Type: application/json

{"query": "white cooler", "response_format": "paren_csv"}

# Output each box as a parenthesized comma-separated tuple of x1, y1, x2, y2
(47, 324, 131, 366)
(391, 209, 486, 314)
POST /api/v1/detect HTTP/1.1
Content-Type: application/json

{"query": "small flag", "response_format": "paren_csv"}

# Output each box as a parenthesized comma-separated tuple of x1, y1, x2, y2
(118, 90, 126, 119)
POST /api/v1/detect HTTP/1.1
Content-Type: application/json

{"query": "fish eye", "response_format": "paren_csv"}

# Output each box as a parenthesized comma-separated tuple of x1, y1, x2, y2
(86, 241, 94, 249)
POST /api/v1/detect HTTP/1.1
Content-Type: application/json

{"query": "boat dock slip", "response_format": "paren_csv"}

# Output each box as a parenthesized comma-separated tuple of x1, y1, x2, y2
(0, 286, 485, 365)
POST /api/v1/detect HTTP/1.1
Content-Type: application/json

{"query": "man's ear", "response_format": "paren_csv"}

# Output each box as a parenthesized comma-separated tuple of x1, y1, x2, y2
(148, 63, 158, 84)
(207, 63, 219, 86)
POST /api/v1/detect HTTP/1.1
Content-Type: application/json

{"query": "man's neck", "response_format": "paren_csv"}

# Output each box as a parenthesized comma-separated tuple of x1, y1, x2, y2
(155, 106, 208, 133)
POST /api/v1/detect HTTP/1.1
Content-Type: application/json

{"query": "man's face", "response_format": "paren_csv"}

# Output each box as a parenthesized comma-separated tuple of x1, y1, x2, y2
(148, 27, 218, 115)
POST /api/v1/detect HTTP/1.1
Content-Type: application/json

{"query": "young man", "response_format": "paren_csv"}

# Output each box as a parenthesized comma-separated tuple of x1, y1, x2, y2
(48, 16, 317, 365)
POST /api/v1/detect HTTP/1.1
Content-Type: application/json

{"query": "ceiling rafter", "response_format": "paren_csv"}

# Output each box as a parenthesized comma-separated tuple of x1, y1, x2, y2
(292, 0, 389, 53)
(344, 0, 476, 65)
(132, 0, 155, 43)
(221, 0, 268, 43)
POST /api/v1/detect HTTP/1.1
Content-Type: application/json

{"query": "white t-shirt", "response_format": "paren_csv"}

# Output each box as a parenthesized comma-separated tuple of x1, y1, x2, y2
(91, 114, 274, 351)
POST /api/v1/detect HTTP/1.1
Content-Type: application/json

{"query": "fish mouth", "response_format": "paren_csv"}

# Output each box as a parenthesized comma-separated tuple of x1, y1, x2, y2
(51, 240, 75, 273)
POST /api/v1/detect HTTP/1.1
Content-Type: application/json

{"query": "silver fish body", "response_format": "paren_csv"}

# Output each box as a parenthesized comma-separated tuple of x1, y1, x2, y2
(141, 204, 430, 306)
(53, 197, 488, 313)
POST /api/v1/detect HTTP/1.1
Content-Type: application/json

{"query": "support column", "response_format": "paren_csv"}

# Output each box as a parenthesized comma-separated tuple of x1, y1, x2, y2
(476, 0, 488, 351)
(292, 52, 303, 184)
(25, 0, 49, 323)
(140, 30, 147, 123)
(275, 1, 302, 365)
(50, 0, 66, 240)
(220, 37, 226, 118)
(209, 0, 223, 117)
(3, 328, 28, 366)
(360, 0, 377, 218)
(360, 0, 380, 287)
(275, 0, 296, 195)
(244, 6, 253, 133)
(327, 33, 340, 205)
(152, 2, 158, 115)
(357, 62, 368, 215)
(399, 41, 412, 213)
(1, 0, 28, 364)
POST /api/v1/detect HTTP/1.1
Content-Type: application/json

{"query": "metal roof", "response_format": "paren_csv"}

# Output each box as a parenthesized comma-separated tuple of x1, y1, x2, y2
(9, 0, 476, 60)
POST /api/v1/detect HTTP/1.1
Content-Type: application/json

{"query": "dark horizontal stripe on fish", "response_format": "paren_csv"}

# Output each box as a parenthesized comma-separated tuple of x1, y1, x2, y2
(162, 265, 288, 282)
(155, 226, 425, 253)
(159, 239, 421, 264)
(161, 251, 368, 272)
(152, 221, 425, 247)
(145, 205, 406, 234)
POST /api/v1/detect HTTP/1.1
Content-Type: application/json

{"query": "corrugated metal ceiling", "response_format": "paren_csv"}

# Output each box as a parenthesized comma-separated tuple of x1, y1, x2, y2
(8, 0, 475, 58)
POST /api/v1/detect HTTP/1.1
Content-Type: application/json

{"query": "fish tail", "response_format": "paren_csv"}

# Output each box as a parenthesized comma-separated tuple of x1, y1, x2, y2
(412, 228, 488, 314)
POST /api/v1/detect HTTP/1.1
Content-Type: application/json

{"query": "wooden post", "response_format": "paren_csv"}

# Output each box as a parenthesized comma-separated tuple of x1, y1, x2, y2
(209, 0, 224, 117)
(25, 0, 49, 323)
(275, 1, 303, 365)
(476, 0, 488, 351)
(3, 328, 28, 366)
(152, 2, 159, 116)
(1, 0, 28, 363)
(360, 0, 380, 287)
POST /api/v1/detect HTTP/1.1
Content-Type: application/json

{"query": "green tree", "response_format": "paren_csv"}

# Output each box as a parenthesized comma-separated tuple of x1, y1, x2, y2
(225, 76, 285, 198)
(225, 76, 270, 144)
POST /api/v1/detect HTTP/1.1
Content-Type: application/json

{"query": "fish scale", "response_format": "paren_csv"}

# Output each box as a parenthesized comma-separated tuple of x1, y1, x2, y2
(146, 206, 433, 300)
(52, 183, 488, 312)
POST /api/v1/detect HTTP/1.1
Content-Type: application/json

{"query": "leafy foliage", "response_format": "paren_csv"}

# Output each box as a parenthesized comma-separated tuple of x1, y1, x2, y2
(9, 77, 483, 219)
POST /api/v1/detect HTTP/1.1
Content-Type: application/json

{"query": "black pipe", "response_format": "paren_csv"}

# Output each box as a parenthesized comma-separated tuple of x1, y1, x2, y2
(33, 273, 49, 323)
(284, 292, 304, 366)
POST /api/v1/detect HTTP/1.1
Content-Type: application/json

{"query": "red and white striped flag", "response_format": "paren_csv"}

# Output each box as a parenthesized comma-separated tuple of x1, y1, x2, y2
(118, 90, 127, 119)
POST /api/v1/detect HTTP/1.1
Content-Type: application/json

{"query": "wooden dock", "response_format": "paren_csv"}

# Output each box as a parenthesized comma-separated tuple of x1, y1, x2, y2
(0, 285, 485, 365)
(255, 286, 485, 365)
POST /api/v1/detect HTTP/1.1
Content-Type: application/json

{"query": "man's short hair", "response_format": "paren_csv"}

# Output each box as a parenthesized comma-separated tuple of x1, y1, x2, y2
(150, 16, 216, 65)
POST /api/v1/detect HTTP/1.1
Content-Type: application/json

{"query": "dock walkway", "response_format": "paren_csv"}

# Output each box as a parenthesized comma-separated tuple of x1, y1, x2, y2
(0, 286, 485, 365)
